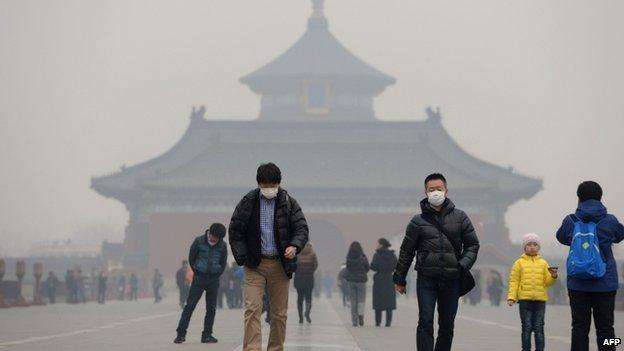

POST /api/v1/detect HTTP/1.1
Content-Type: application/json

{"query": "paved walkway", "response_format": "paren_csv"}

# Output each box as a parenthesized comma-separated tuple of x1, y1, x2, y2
(0, 291, 621, 350)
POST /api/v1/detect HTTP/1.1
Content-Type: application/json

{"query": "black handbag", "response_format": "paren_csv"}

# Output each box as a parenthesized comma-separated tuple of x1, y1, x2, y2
(421, 214, 475, 296)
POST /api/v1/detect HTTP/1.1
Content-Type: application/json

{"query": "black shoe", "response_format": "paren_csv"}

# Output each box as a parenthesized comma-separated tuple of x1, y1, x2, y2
(299, 317, 303, 324)
(358, 316, 364, 326)
(201, 335, 218, 343)
(305, 315, 312, 323)
(173, 335, 185, 344)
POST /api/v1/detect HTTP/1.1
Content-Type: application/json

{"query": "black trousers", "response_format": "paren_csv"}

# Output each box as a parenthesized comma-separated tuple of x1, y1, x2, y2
(568, 289, 617, 351)
(416, 277, 461, 351)
(375, 309, 393, 326)
(176, 275, 220, 337)
(296, 286, 313, 320)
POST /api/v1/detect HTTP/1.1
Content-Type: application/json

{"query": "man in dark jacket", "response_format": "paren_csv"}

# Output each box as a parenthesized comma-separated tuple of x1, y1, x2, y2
(393, 173, 480, 351)
(175, 261, 190, 308)
(556, 181, 624, 351)
(174, 223, 228, 344)
(228, 163, 309, 351)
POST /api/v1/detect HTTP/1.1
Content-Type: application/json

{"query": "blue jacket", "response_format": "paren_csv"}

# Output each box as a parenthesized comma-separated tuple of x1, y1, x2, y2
(556, 200, 624, 292)
(189, 235, 228, 277)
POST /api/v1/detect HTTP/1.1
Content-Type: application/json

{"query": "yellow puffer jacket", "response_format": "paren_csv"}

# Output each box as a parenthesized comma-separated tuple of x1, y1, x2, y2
(507, 254, 556, 302)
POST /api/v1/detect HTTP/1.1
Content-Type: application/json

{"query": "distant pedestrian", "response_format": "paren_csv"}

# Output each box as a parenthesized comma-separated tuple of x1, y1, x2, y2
(129, 273, 139, 300)
(97, 270, 108, 304)
(337, 264, 349, 307)
(176, 261, 190, 308)
(45, 271, 59, 304)
(152, 269, 163, 303)
(486, 269, 504, 307)
(371, 238, 397, 327)
(345, 241, 369, 327)
(174, 223, 228, 344)
(294, 243, 318, 324)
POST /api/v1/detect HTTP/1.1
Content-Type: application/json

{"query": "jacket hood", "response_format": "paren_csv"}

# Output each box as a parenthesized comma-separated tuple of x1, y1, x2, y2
(575, 199, 607, 223)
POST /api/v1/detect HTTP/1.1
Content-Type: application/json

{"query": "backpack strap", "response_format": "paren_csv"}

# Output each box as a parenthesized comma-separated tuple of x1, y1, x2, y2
(569, 214, 580, 223)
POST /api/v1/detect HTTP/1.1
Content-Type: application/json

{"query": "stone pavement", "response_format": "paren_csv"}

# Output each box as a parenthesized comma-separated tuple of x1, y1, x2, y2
(0, 291, 622, 350)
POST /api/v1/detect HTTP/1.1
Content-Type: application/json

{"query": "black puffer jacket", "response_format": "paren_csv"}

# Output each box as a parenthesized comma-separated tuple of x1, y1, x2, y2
(228, 188, 309, 279)
(346, 253, 370, 283)
(393, 198, 479, 284)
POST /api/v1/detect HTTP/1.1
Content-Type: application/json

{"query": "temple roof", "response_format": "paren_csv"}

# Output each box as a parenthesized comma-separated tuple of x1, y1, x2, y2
(239, 0, 396, 90)
(91, 108, 542, 204)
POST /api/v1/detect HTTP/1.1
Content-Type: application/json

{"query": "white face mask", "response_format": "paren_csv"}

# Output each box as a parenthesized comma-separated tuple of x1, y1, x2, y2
(260, 187, 278, 199)
(427, 190, 446, 207)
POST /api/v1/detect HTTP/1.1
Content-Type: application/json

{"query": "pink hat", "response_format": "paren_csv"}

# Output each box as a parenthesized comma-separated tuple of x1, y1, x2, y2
(522, 233, 541, 248)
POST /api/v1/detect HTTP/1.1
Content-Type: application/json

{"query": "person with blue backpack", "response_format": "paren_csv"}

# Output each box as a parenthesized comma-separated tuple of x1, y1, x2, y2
(556, 181, 624, 351)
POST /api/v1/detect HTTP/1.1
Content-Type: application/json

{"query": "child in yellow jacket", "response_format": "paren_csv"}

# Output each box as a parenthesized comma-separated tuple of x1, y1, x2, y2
(507, 233, 558, 351)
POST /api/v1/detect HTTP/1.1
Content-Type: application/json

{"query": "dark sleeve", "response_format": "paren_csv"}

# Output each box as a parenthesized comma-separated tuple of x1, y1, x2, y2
(607, 215, 624, 243)
(393, 217, 420, 286)
(218, 243, 228, 276)
(370, 253, 380, 272)
(556, 216, 574, 246)
(458, 213, 480, 271)
(228, 197, 252, 265)
(188, 239, 198, 272)
(288, 197, 309, 253)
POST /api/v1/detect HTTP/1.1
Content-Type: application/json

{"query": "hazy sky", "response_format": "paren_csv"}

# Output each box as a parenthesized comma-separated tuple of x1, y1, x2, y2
(1, 1, 623, 257)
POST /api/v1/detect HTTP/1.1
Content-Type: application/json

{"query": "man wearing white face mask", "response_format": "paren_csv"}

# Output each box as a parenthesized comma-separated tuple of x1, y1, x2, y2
(229, 162, 309, 351)
(393, 173, 480, 351)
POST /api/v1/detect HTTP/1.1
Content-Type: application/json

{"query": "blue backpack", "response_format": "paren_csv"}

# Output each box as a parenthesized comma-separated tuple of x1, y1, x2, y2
(566, 215, 606, 279)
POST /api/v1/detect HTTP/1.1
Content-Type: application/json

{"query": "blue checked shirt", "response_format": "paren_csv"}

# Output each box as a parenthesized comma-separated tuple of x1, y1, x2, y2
(259, 195, 278, 255)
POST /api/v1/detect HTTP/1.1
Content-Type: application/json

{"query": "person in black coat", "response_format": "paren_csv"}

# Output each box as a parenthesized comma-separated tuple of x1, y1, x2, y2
(393, 173, 480, 351)
(371, 238, 398, 327)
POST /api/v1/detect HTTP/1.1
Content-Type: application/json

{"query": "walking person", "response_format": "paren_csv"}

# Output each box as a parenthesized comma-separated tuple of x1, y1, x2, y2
(337, 264, 349, 307)
(371, 238, 397, 327)
(345, 241, 369, 327)
(228, 162, 309, 351)
(393, 173, 480, 351)
(174, 223, 228, 344)
(294, 243, 318, 324)
(45, 271, 59, 304)
(152, 269, 163, 303)
(507, 233, 558, 351)
(65, 270, 75, 304)
(97, 270, 107, 304)
(176, 261, 190, 308)
(129, 273, 138, 301)
(556, 181, 624, 351)
(487, 270, 504, 307)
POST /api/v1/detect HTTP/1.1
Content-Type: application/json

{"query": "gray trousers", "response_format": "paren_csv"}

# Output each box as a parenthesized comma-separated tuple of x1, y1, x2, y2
(348, 282, 366, 324)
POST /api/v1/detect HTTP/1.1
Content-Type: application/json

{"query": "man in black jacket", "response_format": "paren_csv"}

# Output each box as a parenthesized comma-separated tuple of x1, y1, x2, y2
(393, 173, 479, 351)
(174, 223, 228, 344)
(229, 163, 309, 351)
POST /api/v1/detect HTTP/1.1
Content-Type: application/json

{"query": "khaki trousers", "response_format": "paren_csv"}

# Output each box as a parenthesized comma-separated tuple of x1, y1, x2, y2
(243, 259, 289, 351)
